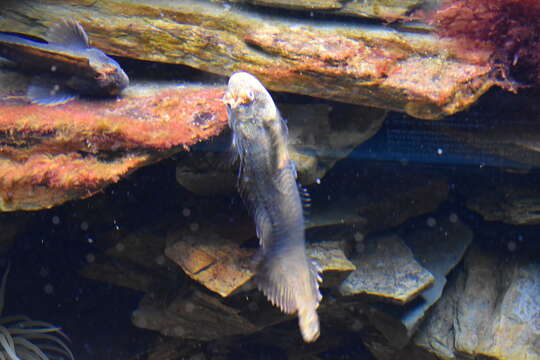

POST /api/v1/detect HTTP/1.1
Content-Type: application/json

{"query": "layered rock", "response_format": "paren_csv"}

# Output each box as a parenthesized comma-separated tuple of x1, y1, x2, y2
(175, 102, 387, 194)
(0, 67, 228, 211)
(403, 246, 540, 360)
(0, 0, 496, 119)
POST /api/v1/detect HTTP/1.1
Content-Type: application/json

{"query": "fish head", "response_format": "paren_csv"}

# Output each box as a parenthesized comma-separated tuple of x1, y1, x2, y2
(85, 48, 129, 95)
(223, 71, 277, 128)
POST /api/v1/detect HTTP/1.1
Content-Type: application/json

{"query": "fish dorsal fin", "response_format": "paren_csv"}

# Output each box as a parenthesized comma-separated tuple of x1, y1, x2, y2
(47, 20, 89, 49)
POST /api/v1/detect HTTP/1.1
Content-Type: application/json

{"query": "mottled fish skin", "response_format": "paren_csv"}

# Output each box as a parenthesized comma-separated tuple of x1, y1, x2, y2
(0, 20, 129, 104)
(223, 71, 322, 342)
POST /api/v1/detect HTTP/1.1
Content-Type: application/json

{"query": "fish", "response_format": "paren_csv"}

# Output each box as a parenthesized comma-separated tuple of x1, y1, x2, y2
(223, 71, 322, 342)
(0, 20, 129, 105)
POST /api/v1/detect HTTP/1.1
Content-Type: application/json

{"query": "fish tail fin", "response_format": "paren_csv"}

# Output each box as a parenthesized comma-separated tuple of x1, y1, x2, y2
(255, 250, 322, 342)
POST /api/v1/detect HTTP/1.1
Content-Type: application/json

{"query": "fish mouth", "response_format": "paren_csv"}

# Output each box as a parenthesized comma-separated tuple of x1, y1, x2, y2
(97, 64, 129, 95)
(222, 87, 255, 109)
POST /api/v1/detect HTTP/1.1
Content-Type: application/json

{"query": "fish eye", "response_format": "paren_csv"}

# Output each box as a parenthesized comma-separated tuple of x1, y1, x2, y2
(246, 89, 254, 102)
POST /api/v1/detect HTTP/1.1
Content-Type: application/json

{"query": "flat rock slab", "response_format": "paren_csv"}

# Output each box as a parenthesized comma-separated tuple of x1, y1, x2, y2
(0, 0, 496, 119)
(132, 289, 259, 341)
(400, 214, 472, 333)
(165, 230, 254, 298)
(340, 233, 434, 304)
(165, 223, 355, 297)
(467, 184, 540, 225)
(222, 0, 434, 19)
(0, 69, 227, 211)
(310, 167, 449, 233)
(362, 214, 473, 356)
(407, 246, 540, 360)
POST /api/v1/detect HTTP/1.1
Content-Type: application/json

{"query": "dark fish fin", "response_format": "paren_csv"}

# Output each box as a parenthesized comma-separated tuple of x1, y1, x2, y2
(27, 77, 77, 106)
(47, 20, 89, 49)
(299, 185, 311, 215)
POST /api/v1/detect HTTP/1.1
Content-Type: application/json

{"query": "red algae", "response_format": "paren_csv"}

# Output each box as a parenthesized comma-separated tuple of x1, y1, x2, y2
(0, 85, 228, 211)
(429, 0, 540, 86)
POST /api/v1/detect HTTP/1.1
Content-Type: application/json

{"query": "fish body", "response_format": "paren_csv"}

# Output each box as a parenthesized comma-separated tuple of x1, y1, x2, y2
(224, 72, 322, 342)
(0, 20, 129, 105)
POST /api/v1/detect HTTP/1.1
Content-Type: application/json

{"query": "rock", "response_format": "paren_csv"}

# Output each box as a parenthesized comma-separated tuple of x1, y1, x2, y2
(80, 225, 181, 292)
(236, 0, 345, 10)
(82, 261, 169, 293)
(286, 103, 386, 184)
(310, 167, 449, 233)
(403, 246, 540, 360)
(175, 146, 237, 196)
(132, 289, 259, 341)
(361, 214, 473, 357)
(165, 219, 356, 297)
(0, 66, 228, 211)
(175, 102, 386, 194)
(0, 0, 497, 119)
(307, 240, 356, 288)
(222, 0, 442, 20)
(423, 90, 540, 169)
(164, 227, 254, 297)
(467, 184, 540, 225)
(339, 233, 434, 304)
(400, 214, 472, 335)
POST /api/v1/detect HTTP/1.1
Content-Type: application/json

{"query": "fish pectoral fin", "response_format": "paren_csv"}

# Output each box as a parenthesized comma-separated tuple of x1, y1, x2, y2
(27, 77, 77, 106)
(46, 20, 90, 49)
(255, 254, 298, 315)
(256, 252, 322, 342)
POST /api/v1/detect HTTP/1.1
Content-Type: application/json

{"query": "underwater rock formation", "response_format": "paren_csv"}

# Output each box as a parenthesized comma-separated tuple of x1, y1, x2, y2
(0, 0, 496, 119)
(0, 68, 228, 211)
(466, 184, 540, 226)
(339, 233, 435, 304)
(402, 246, 540, 360)
(175, 102, 386, 194)
(132, 288, 260, 341)
(219, 0, 438, 19)
(361, 215, 473, 357)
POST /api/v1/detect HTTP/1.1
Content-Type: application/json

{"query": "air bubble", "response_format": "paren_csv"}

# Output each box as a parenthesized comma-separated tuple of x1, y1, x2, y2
(248, 302, 259, 312)
(184, 302, 195, 313)
(39, 267, 49, 278)
(85, 253, 95, 263)
(353, 232, 364, 242)
(44, 283, 54, 295)
(155, 255, 166, 265)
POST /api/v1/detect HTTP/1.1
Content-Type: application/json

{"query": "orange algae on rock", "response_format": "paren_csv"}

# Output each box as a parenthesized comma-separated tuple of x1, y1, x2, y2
(429, 0, 540, 86)
(0, 86, 228, 211)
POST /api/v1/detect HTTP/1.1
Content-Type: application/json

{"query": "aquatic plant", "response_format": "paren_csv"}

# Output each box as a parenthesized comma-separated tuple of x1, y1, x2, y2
(0, 266, 75, 360)
(429, 0, 540, 85)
